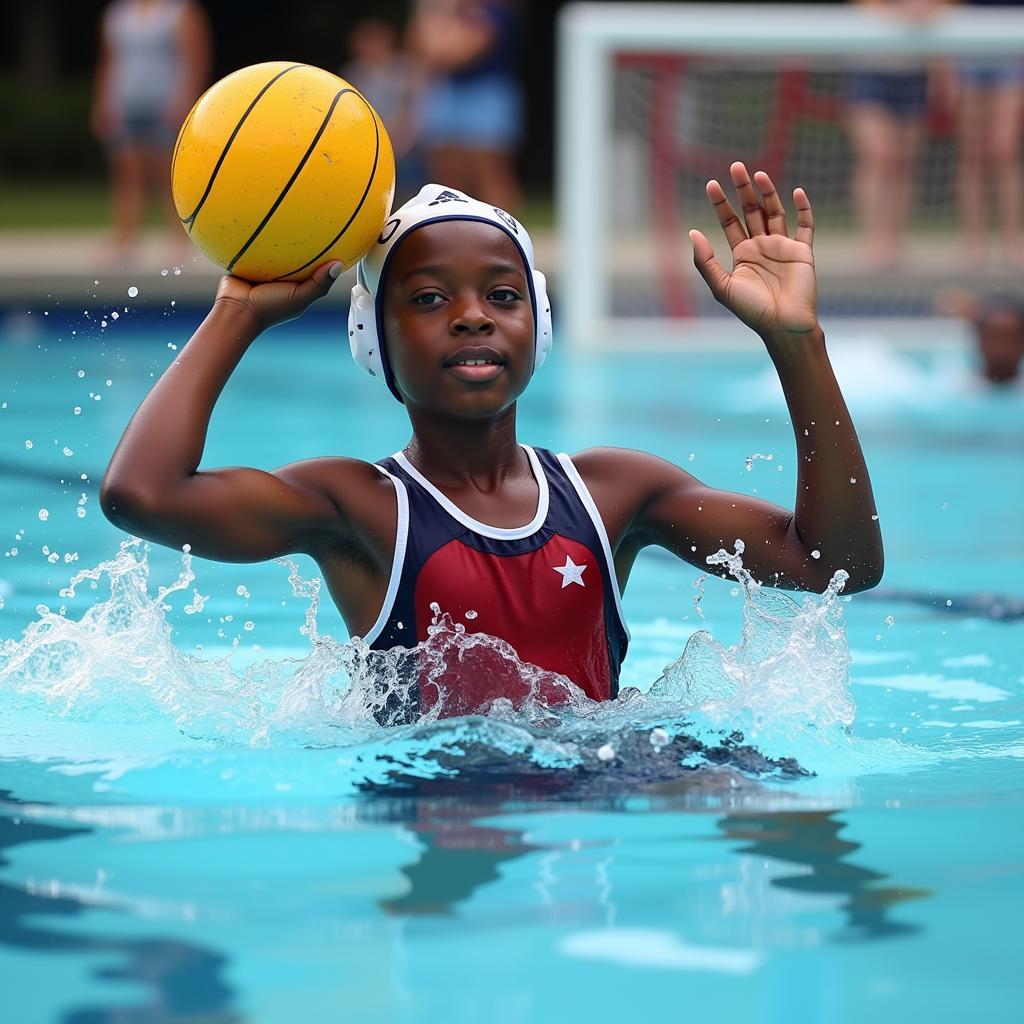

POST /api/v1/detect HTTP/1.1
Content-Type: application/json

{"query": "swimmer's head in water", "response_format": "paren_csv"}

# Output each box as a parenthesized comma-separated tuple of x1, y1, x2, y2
(975, 299, 1024, 384)
(348, 184, 552, 404)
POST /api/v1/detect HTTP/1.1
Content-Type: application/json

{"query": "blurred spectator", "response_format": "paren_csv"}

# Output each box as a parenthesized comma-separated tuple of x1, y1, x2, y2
(408, 0, 523, 213)
(845, 0, 950, 267)
(937, 287, 1024, 386)
(950, 0, 1024, 267)
(90, 0, 212, 268)
(970, 300, 1024, 386)
(342, 17, 425, 203)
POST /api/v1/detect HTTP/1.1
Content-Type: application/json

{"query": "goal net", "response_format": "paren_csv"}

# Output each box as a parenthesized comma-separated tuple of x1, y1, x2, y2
(556, 3, 1024, 346)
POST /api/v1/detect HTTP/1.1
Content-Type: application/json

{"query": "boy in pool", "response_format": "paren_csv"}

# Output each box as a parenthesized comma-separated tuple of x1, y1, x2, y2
(101, 163, 883, 719)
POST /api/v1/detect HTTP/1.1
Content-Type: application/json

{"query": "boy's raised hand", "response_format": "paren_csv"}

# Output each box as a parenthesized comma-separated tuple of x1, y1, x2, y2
(689, 162, 818, 336)
(214, 260, 343, 332)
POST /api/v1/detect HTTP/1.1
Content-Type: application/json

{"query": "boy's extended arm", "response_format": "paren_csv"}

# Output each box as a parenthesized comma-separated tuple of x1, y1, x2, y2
(583, 164, 883, 594)
(101, 263, 372, 563)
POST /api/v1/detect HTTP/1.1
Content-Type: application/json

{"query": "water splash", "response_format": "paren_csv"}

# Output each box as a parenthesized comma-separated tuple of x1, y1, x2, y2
(0, 538, 894, 795)
(651, 541, 854, 753)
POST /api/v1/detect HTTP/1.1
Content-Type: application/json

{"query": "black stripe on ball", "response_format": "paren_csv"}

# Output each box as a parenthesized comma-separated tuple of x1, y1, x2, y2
(180, 63, 303, 235)
(273, 92, 383, 281)
(227, 87, 358, 273)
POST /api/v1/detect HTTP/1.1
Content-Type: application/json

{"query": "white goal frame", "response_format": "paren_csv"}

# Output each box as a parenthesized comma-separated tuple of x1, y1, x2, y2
(556, 3, 1024, 349)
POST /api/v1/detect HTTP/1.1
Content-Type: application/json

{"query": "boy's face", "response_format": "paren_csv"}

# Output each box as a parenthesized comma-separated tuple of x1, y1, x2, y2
(977, 309, 1024, 384)
(381, 221, 535, 416)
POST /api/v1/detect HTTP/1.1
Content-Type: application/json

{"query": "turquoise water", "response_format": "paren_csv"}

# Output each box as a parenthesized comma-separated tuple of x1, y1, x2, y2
(1, 309, 1022, 1022)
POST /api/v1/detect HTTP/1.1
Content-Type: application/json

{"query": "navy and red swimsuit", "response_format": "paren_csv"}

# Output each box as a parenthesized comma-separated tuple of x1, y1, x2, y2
(364, 445, 630, 716)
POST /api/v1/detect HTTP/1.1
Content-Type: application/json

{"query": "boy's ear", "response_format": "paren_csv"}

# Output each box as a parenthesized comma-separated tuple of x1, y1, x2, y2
(933, 286, 979, 322)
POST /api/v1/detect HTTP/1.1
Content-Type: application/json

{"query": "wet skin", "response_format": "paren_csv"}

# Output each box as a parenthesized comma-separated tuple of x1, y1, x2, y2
(100, 164, 884, 652)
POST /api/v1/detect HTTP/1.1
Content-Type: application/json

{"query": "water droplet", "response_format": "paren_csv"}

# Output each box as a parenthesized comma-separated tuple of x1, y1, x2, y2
(465, 609, 478, 620)
(127, 286, 139, 298)
(110, 311, 119, 321)
(871, 514, 878, 521)
(100, 320, 107, 328)
(811, 549, 821, 559)
(850, 477, 857, 484)
(744, 452, 773, 472)
(24, 440, 32, 450)
(885, 614, 895, 627)
(596, 743, 616, 762)
(76, 507, 86, 519)
(47, 552, 59, 564)
(235, 585, 250, 598)
(37, 509, 49, 522)
(945, 599, 953, 607)
(650, 727, 669, 749)
(77, 370, 85, 378)
(168, 342, 178, 350)
(62, 447, 73, 457)
(244, 620, 255, 631)
(73, 406, 81, 416)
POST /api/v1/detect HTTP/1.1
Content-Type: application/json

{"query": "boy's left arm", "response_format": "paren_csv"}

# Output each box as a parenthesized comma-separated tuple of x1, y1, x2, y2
(584, 163, 883, 593)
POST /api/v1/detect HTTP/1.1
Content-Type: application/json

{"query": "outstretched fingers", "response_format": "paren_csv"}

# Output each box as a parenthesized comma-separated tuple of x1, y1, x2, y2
(729, 162, 767, 237)
(754, 170, 789, 236)
(706, 179, 747, 251)
(793, 187, 814, 247)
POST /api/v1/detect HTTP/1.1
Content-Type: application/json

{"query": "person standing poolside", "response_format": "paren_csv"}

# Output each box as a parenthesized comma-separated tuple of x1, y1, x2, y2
(948, 0, 1024, 267)
(90, 0, 212, 268)
(101, 166, 884, 723)
(846, 0, 952, 267)
(342, 18, 426, 204)
(407, 0, 523, 212)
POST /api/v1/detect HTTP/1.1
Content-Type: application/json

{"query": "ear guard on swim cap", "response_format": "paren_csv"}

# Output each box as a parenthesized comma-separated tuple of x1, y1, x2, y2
(348, 183, 553, 402)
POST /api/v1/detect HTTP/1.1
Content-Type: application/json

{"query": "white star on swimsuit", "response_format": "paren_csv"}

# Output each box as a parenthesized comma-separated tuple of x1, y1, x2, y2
(553, 554, 587, 588)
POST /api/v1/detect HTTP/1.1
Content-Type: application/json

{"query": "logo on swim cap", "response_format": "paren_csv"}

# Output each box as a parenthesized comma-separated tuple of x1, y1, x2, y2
(492, 207, 518, 233)
(428, 189, 468, 206)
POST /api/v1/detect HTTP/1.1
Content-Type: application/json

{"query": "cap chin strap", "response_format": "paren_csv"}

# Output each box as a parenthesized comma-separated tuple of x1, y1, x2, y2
(348, 268, 552, 404)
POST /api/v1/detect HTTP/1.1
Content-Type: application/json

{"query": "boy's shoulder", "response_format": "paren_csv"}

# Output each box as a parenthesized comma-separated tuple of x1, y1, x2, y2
(567, 446, 696, 488)
(276, 454, 398, 509)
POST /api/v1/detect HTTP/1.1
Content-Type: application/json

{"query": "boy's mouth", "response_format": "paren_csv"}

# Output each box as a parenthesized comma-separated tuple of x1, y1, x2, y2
(445, 346, 506, 382)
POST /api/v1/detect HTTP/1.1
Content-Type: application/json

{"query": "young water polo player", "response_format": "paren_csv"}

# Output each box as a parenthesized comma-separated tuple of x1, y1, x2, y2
(101, 164, 884, 720)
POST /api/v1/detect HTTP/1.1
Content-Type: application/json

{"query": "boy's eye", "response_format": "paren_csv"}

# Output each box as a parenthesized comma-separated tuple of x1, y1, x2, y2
(412, 291, 445, 306)
(489, 287, 521, 302)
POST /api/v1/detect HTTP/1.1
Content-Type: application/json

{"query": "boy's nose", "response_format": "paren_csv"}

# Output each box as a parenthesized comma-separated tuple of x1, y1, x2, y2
(450, 301, 495, 335)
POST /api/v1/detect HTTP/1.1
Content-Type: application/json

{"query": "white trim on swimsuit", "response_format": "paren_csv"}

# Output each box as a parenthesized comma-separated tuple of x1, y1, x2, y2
(361, 464, 410, 647)
(557, 452, 631, 642)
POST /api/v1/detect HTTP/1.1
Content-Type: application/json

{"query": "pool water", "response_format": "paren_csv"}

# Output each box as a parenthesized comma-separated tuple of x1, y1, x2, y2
(1, 310, 1022, 1023)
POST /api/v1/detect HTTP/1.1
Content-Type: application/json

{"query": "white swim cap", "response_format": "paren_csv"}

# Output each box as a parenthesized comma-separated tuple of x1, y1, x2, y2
(348, 183, 552, 402)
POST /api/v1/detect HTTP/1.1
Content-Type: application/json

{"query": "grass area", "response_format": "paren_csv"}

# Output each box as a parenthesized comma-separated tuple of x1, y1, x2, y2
(0, 180, 173, 229)
(0, 179, 559, 232)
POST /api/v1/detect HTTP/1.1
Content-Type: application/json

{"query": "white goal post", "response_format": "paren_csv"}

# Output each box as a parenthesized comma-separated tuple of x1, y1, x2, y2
(556, 3, 1024, 348)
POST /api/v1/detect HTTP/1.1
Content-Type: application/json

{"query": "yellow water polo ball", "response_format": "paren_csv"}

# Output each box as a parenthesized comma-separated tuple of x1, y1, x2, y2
(171, 61, 395, 282)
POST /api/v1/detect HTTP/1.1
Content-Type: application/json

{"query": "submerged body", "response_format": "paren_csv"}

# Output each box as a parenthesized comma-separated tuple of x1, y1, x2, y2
(101, 171, 883, 715)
